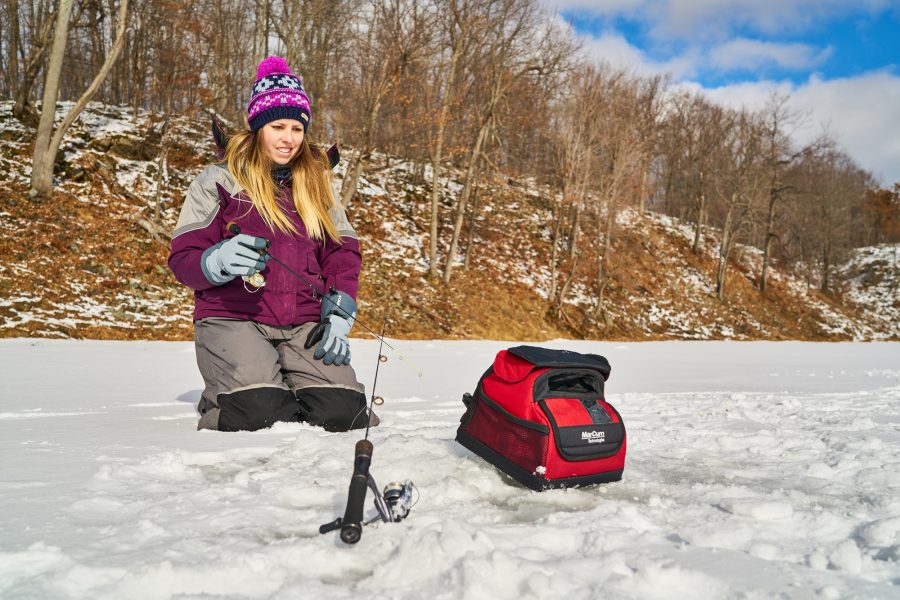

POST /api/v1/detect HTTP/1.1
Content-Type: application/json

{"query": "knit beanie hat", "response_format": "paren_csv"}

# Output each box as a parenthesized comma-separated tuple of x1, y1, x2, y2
(246, 56, 311, 132)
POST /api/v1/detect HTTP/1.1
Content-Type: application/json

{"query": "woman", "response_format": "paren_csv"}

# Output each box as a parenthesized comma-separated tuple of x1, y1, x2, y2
(169, 56, 369, 433)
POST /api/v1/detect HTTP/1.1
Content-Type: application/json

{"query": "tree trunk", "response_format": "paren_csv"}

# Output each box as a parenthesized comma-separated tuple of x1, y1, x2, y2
(12, 6, 54, 124)
(691, 192, 705, 253)
(341, 56, 391, 208)
(554, 201, 581, 314)
(760, 189, 777, 293)
(556, 236, 580, 318)
(716, 198, 735, 301)
(6, 0, 20, 99)
(442, 114, 490, 284)
(153, 118, 170, 222)
(638, 169, 648, 215)
(413, 158, 425, 186)
(428, 17, 464, 280)
(30, 0, 74, 198)
(547, 196, 564, 301)
(691, 169, 705, 254)
(567, 203, 580, 261)
(595, 196, 616, 316)
(462, 177, 480, 270)
(820, 240, 831, 293)
(340, 149, 366, 208)
(256, 0, 270, 58)
(30, 0, 129, 199)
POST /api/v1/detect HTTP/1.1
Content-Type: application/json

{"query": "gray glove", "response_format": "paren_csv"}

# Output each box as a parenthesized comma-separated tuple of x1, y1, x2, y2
(304, 291, 356, 366)
(201, 234, 269, 285)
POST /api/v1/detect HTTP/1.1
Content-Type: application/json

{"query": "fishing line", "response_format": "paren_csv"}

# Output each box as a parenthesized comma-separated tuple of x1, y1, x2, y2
(365, 320, 388, 441)
(226, 221, 422, 377)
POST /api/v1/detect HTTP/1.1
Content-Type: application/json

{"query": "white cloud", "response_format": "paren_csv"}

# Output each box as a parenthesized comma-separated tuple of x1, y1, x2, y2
(577, 29, 700, 79)
(541, 0, 889, 40)
(687, 70, 900, 185)
(709, 39, 833, 72)
(650, 0, 855, 39)
(542, 0, 645, 14)
(543, 2, 900, 185)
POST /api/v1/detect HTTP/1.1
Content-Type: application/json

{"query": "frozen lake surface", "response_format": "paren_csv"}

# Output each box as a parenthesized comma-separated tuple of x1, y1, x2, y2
(1, 339, 899, 599)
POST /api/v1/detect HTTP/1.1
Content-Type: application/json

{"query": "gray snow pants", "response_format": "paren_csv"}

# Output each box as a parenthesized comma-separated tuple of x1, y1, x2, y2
(193, 318, 368, 432)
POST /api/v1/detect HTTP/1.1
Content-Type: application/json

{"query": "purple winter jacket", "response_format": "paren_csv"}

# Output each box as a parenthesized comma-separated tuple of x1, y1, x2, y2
(168, 164, 362, 326)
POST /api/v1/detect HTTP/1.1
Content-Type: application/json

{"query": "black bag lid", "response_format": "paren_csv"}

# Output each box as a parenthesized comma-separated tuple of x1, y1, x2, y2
(507, 346, 611, 381)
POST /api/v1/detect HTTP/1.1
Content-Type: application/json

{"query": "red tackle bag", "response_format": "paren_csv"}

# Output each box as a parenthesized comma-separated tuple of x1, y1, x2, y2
(456, 346, 626, 491)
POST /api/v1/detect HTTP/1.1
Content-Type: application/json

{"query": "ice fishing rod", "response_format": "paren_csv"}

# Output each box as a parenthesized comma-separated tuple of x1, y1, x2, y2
(226, 221, 421, 377)
(319, 321, 417, 544)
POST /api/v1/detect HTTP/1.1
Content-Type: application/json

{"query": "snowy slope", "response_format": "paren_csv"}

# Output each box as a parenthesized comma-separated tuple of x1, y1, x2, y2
(839, 245, 900, 339)
(2, 339, 899, 599)
(2, 101, 897, 341)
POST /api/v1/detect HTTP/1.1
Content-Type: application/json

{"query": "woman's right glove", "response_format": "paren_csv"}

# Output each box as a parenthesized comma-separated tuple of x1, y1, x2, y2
(201, 234, 270, 285)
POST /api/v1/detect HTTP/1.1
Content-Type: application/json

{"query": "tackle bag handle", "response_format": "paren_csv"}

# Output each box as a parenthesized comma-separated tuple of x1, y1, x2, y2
(493, 346, 611, 384)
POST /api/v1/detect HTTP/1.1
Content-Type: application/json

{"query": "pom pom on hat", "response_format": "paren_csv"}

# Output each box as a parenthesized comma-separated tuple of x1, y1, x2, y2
(246, 55, 312, 132)
(256, 55, 291, 79)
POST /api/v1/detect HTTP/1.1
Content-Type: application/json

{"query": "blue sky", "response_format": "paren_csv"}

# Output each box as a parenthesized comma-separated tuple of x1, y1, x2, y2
(546, 0, 900, 184)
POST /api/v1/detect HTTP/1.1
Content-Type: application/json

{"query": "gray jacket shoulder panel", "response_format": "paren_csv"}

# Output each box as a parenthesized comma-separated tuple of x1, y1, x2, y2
(328, 201, 357, 239)
(172, 164, 240, 239)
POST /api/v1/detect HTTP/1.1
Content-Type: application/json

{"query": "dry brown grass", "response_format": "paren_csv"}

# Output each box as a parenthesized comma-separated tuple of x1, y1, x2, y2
(1, 105, 891, 341)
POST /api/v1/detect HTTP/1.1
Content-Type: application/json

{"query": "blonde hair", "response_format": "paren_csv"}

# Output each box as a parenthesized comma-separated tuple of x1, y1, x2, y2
(224, 130, 340, 242)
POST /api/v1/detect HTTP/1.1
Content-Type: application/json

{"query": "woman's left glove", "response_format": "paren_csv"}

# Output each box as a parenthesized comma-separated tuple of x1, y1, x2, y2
(305, 290, 356, 366)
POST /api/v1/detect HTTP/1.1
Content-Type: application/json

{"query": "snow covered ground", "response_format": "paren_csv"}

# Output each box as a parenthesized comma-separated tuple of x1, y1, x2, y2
(1, 339, 899, 599)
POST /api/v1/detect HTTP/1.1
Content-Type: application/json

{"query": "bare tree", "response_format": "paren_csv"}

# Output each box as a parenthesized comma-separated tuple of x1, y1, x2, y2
(864, 184, 900, 245)
(425, 0, 480, 279)
(710, 108, 763, 301)
(758, 92, 812, 294)
(273, 0, 357, 129)
(632, 73, 666, 215)
(663, 92, 723, 254)
(30, 0, 129, 198)
(9, 0, 57, 124)
(547, 62, 601, 318)
(442, 0, 576, 284)
(3, 0, 20, 99)
(339, 0, 432, 208)
(590, 68, 664, 319)
(797, 136, 873, 292)
(253, 0, 272, 60)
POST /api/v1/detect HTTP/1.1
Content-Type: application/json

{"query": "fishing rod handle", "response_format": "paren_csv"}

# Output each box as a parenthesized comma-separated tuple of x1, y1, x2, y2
(340, 439, 373, 544)
(225, 222, 271, 249)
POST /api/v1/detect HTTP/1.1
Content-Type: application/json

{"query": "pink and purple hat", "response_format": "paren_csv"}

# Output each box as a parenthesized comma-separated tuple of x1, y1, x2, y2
(246, 56, 311, 132)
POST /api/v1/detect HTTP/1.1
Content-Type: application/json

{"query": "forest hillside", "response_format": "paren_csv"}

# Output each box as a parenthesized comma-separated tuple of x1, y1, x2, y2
(1, 102, 897, 341)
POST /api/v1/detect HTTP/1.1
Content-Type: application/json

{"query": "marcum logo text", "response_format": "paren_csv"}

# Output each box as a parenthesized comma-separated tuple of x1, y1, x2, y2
(581, 430, 605, 444)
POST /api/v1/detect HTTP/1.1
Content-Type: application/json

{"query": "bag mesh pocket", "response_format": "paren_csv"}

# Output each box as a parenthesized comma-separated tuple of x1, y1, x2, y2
(464, 399, 548, 472)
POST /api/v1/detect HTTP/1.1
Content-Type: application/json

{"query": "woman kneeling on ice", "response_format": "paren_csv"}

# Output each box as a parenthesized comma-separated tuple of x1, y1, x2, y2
(169, 56, 371, 432)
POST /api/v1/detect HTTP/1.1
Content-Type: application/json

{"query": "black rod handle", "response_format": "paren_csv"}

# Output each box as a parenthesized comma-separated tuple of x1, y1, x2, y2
(319, 518, 342, 534)
(225, 221, 271, 251)
(339, 439, 373, 544)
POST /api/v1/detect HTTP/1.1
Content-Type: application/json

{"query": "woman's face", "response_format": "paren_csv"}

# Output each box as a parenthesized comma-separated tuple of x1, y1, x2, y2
(259, 119, 305, 165)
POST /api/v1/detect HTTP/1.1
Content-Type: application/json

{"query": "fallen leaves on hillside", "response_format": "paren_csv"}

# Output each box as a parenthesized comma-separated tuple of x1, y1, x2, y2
(1, 102, 896, 341)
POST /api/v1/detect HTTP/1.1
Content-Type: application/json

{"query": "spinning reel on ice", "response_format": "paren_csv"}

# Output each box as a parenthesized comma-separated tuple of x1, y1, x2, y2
(318, 444, 418, 544)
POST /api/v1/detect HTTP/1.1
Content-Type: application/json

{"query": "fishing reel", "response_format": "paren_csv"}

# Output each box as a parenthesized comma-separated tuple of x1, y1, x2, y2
(383, 480, 416, 521)
(319, 440, 417, 544)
